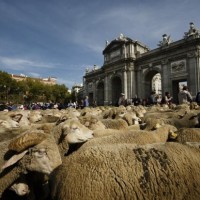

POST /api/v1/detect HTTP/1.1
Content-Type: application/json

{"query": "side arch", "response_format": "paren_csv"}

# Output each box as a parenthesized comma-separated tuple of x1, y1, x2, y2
(143, 67, 162, 99)
(96, 82, 104, 106)
(111, 76, 122, 106)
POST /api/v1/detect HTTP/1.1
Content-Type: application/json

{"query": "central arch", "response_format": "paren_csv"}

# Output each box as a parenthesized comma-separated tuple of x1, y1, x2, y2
(111, 76, 122, 106)
(144, 69, 162, 99)
(96, 82, 104, 106)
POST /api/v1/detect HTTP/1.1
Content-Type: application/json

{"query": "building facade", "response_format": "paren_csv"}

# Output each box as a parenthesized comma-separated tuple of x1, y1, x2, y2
(11, 74, 57, 85)
(83, 24, 200, 105)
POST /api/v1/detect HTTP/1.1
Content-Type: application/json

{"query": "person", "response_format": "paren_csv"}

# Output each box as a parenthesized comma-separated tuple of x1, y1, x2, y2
(165, 92, 173, 104)
(160, 92, 173, 108)
(68, 100, 74, 108)
(92, 100, 97, 107)
(83, 96, 89, 107)
(195, 91, 200, 105)
(118, 93, 126, 106)
(156, 94, 162, 104)
(178, 86, 193, 104)
(148, 91, 156, 105)
(132, 95, 141, 106)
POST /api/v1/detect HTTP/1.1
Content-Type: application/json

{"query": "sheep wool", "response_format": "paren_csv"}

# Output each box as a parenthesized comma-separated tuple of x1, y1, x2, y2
(50, 142, 200, 200)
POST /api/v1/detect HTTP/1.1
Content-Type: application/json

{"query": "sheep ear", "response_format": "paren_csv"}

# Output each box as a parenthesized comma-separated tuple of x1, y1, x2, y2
(85, 121, 90, 127)
(10, 114, 23, 122)
(1, 150, 28, 171)
(178, 114, 184, 119)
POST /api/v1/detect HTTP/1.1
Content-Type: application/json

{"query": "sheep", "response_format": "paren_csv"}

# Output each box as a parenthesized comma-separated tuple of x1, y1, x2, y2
(100, 118, 128, 130)
(39, 109, 63, 123)
(101, 106, 126, 119)
(78, 114, 106, 131)
(51, 118, 94, 158)
(0, 110, 47, 141)
(25, 119, 94, 199)
(143, 111, 199, 130)
(28, 110, 43, 123)
(79, 125, 177, 150)
(123, 112, 142, 125)
(1, 174, 30, 200)
(0, 118, 93, 199)
(0, 117, 20, 141)
(79, 114, 137, 132)
(79, 107, 102, 117)
(10, 181, 30, 197)
(50, 142, 200, 200)
(0, 129, 62, 198)
(174, 128, 200, 143)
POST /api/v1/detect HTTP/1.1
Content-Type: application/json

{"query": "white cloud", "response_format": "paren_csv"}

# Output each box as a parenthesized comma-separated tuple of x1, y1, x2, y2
(0, 56, 55, 70)
(0, 0, 200, 89)
(57, 77, 81, 89)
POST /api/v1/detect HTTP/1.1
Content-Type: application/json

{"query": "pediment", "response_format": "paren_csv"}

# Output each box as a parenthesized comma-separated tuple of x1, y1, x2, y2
(103, 41, 123, 54)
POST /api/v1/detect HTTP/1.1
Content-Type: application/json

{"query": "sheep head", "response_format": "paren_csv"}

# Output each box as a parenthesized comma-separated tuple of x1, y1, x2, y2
(10, 182, 30, 196)
(0, 116, 20, 134)
(79, 115, 106, 130)
(61, 119, 94, 144)
(1, 130, 62, 175)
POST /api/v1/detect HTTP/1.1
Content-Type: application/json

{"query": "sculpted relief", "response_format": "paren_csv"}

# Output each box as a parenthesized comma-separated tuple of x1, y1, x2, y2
(171, 60, 186, 73)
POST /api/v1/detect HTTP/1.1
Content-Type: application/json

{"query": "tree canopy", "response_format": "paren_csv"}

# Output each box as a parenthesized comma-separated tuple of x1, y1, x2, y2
(0, 71, 71, 104)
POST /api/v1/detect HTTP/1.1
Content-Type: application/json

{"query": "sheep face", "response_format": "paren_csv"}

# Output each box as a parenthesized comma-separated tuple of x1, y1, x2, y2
(62, 120, 94, 144)
(79, 116, 106, 130)
(10, 183, 30, 196)
(0, 119, 20, 133)
(25, 136, 62, 174)
(67, 108, 81, 117)
(178, 112, 199, 128)
(87, 120, 106, 130)
(28, 111, 43, 123)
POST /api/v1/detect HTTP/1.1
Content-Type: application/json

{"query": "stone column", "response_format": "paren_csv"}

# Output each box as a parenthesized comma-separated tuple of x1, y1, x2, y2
(123, 44, 127, 59)
(93, 80, 96, 102)
(126, 66, 135, 100)
(187, 52, 199, 95)
(123, 67, 127, 98)
(136, 67, 143, 99)
(126, 68, 132, 99)
(197, 53, 200, 92)
(161, 59, 170, 95)
(104, 74, 109, 105)
(130, 43, 134, 58)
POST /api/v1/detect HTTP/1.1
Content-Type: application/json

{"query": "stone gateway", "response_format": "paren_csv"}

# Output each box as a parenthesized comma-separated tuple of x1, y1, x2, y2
(83, 23, 200, 106)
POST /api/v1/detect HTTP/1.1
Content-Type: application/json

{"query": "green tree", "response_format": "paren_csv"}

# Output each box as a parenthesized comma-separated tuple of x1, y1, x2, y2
(0, 71, 71, 104)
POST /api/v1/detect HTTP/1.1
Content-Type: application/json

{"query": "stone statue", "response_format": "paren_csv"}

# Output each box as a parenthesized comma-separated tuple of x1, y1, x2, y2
(184, 22, 200, 39)
(158, 34, 172, 47)
(85, 68, 90, 73)
(117, 33, 127, 41)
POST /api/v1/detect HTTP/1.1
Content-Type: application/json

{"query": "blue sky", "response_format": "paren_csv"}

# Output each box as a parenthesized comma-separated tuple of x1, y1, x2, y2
(0, 0, 199, 89)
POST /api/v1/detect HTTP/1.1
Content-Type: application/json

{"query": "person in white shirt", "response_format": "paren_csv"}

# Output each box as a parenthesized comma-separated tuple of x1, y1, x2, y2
(178, 86, 193, 104)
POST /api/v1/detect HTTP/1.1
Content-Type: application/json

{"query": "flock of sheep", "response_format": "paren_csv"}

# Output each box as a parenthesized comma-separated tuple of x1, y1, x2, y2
(0, 102, 200, 200)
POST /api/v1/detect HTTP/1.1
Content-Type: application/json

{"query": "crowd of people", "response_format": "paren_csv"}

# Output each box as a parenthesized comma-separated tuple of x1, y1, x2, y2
(0, 95, 92, 111)
(117, 85, 200, 107)
(1, 86, 200, 112)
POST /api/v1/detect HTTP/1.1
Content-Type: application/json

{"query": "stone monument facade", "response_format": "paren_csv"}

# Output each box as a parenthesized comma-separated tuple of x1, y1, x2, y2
(83, 23, 200, 105)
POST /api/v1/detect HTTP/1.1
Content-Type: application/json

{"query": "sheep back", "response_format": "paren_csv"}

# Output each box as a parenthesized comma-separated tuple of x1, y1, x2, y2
(50, 142, 200, 200)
